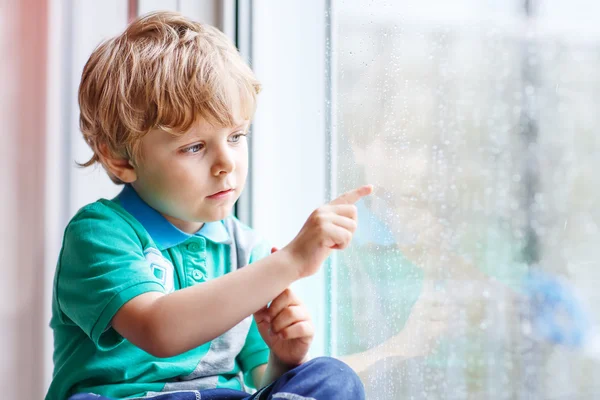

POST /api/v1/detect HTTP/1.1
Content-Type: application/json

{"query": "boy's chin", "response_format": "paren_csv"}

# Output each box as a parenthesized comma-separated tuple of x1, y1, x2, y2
(200, 207, 234, 222)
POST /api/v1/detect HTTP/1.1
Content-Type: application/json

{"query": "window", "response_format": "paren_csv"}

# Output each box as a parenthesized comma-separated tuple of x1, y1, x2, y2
(328, 0, 600, 398)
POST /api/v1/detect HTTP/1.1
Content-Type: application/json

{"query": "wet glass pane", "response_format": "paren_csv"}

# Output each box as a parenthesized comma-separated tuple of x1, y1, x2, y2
(332, 1, 600, 398)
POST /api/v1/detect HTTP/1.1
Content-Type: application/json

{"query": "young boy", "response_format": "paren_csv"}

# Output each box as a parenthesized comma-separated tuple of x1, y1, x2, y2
(46, 11, 371, 400)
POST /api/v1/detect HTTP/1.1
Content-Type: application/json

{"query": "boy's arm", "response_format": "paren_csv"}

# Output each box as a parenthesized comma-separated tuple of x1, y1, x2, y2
(251, 364, 267, 388)
(112, 249, 299, 358)
(112, 185, 372, 358)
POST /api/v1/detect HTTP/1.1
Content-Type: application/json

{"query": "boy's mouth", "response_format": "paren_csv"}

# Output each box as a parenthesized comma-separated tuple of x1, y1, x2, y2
(207, 188, 234, 199)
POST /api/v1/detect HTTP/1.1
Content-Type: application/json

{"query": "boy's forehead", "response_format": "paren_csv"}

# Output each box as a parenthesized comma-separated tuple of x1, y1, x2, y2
(173, 118, 250, 139)
(197, 117, 249, 131)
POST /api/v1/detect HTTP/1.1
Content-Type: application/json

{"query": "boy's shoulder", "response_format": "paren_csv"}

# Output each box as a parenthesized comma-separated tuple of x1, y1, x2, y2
(63, 198, 150, 248)
(69, 198, 138, 224)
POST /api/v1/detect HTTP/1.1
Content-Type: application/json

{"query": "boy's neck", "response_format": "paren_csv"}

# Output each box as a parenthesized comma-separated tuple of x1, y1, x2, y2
(162, 213, 204, 234)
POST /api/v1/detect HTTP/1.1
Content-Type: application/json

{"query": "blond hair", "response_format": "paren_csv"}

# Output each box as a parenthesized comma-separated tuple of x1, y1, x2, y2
(78, 11, 261, 183)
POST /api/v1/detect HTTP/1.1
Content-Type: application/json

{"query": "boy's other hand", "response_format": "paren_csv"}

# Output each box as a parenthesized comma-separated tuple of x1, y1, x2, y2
(254, 287, 313, 367)
(283, 184, 373, 278)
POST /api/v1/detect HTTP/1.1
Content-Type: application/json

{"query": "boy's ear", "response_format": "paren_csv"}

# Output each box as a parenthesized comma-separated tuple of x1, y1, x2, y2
(98, 143, 137, 183)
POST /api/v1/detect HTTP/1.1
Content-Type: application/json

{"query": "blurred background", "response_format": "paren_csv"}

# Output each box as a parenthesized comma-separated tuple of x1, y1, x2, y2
(2, 0, 600, 399)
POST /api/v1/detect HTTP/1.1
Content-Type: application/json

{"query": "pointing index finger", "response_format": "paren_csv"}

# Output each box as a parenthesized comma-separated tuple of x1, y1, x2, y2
(329, 185, 373, 205)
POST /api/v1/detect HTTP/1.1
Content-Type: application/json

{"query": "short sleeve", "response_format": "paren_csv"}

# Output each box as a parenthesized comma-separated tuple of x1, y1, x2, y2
(237, 240, 271, 388)
(56, 205, 166, 350)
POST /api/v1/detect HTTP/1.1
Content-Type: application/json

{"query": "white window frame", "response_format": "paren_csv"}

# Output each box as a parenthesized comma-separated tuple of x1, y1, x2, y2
(250, 0, 331, 357)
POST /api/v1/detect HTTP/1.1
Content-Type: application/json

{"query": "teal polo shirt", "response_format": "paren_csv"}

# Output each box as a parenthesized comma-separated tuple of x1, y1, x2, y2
(46, 185, 271, 400)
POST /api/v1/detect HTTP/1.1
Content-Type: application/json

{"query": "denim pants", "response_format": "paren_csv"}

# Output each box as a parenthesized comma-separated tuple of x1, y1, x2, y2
(68, 357, 365, 400)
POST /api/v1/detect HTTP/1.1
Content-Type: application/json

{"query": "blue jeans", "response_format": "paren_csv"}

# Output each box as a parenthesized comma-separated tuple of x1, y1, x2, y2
(68, 357, 365, 400)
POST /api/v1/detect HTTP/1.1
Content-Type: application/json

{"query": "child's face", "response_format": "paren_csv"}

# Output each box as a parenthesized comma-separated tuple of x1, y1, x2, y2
(131, 117, 249, 233)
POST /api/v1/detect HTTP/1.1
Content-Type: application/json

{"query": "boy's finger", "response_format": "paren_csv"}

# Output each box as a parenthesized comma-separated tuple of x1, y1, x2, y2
(326, 223, 353, 250)
(271, 305, 310, 334)
(267, 289, 300, 320)
(278, 321, 314, 341)
(253, 305, 270, 324)
(331, 214, 358, 233)
(329, 185, 373, 206)
(328, 204, 358, 220)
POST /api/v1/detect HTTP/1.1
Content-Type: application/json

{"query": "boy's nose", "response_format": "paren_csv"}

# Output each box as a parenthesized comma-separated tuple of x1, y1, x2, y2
(211, 149, 235, 176)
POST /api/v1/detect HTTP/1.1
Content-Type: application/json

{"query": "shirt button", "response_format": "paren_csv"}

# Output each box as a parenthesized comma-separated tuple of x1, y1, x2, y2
(192, 269, 204, 280)
(188, 243, 200, 252)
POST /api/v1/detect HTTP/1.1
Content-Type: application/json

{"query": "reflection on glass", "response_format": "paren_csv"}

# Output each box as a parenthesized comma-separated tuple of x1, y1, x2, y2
(332, 1, 600, 398)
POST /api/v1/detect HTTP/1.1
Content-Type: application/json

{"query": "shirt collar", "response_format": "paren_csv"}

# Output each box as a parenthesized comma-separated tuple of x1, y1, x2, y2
(115, 184, 232, 250)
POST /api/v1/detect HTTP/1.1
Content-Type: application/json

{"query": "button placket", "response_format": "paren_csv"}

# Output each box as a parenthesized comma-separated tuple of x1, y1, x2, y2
(192, 269, 204, 280)
(185, 238, 207, 285)
(187, 242, 200, 252)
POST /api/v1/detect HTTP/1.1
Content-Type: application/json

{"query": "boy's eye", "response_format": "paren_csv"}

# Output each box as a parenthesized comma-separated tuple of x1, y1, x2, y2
(229, 132, 247, 143)
(183, 143, 204, 154)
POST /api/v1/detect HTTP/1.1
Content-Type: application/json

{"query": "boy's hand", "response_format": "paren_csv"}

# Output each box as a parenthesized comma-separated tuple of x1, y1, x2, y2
(283, 184, 373, 278)
(254, 288, 313, 367)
